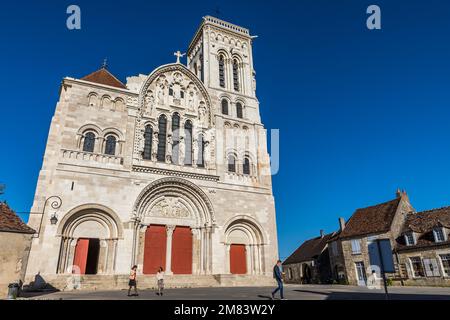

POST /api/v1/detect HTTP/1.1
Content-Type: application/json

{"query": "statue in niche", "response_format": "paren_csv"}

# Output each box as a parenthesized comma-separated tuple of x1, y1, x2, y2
(187, 91, 195, 111)
(157, 84, 165, 105)
(179, 136, 185, 165)
(145, 93, 154, 113)
(203, 140, 211, 168)
(198, 105, 207, 126)
(151, 131, 159, 160)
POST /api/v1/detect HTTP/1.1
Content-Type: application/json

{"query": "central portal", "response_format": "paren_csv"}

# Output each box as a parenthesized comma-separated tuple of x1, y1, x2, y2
(143, 225, 193, 274)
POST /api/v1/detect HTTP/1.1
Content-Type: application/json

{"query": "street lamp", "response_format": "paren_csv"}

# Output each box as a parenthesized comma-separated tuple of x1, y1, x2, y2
(50, 213, 58, 225)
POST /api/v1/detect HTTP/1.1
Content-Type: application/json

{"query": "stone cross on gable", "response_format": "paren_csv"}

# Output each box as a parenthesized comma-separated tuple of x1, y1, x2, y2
(174, 50, 186, 64)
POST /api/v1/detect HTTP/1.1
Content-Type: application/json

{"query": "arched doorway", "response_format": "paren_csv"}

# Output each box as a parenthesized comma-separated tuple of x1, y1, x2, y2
(56, 204, 123, 275)
(224, 216, 266, 275)
(133, 177, 215, 275)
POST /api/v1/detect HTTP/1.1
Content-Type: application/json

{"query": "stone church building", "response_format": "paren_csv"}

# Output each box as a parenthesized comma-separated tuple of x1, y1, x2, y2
(25, 16, 278, 289)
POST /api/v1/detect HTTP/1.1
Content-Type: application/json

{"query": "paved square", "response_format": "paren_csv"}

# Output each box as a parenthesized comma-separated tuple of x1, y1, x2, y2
(23, 284, 450, 300)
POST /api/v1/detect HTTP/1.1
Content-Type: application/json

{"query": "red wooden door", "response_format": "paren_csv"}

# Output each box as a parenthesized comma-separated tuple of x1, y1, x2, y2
(143, 225, 167, 274)
(73, 238, 89, 274)
(230, 244, 247, 274)
(171, 226, 193, 274)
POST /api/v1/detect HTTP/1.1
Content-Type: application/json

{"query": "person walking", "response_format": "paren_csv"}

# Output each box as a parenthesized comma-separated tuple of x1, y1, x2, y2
(127, 265, 139, 297)
(156, 267, 165, 296)
(271, 260, 286, 300)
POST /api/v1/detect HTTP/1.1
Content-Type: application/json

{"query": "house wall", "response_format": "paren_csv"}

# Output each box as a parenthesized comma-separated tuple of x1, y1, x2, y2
(0, 232, 33, 296)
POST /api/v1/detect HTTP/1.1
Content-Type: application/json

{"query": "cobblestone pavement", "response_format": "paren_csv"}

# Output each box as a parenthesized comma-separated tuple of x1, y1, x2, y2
(23, 284, 450, 300)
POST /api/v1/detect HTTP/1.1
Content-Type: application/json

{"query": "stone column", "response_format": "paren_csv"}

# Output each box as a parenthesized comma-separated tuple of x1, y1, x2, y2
(191, 228, 201, 275)
(165, 225, 175, 275)
(225, 244, 231, 274)
(246, 245, 252, 275)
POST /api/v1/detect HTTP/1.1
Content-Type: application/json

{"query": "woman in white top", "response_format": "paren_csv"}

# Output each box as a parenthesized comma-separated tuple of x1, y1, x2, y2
(156, 266, 165, 296)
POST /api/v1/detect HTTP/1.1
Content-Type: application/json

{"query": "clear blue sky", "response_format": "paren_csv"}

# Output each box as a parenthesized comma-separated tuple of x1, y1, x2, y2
(1, 0, 450, 260)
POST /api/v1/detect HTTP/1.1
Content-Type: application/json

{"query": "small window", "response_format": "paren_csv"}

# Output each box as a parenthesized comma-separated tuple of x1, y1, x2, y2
(236, 102, 243, 119)
(405, 232, 415, 246)
(221, 99, 229, 115)
(157, 115, 167, 162)
(169, 88, 173, 96)
(410, 257, 425, 277)
(227, 155, 236, 172)
(143, 125, 153, 160)
(82, 132, 95, 152)
(233, 59, 239, 91)
(219, 55, 225, 88)
(243, 157, 250, 175)
(433, 228, 446, 243)
(197, 134, 205, 168)
(440, 254, 450, 276)
(184, 120, 193, 165)
(351, 239, 361, 255)
(104, 135, 117, 155)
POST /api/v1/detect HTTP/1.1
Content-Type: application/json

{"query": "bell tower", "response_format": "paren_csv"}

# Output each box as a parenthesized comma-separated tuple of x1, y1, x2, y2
(187, 16, 256, 98)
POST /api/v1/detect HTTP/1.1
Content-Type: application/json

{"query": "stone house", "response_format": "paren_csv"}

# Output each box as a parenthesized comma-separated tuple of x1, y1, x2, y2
(394, 207, 450, 286)
(0, 202, 35, 295)
(283, 231, 335, 284)
(328, 190, 450, 287)
(327, 190, 414, 286)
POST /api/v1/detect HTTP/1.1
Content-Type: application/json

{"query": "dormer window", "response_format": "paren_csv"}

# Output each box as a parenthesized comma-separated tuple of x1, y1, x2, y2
(433, 227, 446, 243)
(404, 232, 415, 246)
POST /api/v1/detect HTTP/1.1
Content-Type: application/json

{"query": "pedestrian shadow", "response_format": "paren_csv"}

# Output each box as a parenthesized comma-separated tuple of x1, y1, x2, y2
(293, 289, 450, 300)
(257, 294, 273, 300)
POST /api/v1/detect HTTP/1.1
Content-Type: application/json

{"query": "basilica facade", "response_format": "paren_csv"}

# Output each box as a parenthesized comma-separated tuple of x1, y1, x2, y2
(26, 16, 278, 288)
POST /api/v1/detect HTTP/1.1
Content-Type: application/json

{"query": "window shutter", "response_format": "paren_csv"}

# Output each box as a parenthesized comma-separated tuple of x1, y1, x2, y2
(423, 259, 433, 277)
(431, 258, 441, 277)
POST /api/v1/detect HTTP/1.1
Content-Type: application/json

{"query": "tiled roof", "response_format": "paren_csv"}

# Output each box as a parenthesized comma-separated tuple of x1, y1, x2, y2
(397, 206, 450, 250)
(81, 68, 127, 89)
(283, 232, 335, 265)
(339, 197, 401, 239)
(403, 206, 450, 233)
(0, 202, 35, 234)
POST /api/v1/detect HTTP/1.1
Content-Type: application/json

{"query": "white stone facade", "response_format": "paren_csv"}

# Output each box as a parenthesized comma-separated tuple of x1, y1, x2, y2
(25, 16, 278, 286)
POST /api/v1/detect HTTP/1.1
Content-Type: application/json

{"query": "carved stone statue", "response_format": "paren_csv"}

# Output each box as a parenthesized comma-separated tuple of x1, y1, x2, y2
(157, 84, 165, 105)
(187, 91, 195, 110)
(179, 136, 185, 165)
(198, 105, 207, 126)
(151, 131, 158, 161)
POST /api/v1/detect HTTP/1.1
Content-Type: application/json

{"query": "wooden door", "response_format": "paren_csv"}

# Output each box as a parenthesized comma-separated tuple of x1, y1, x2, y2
(230, 244, 247, 274)
(73, 238, 89, 274)
(143, 225, 167, 274)
(171, 226, 193, 274)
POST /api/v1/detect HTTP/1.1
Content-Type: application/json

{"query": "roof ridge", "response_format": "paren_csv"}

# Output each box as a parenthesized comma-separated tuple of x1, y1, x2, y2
(415, 205, 450, 215)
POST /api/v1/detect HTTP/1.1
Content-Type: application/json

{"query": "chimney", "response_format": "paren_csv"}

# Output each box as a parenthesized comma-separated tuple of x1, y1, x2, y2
(396, 188, 402, 198)
(339, 217, 346, 232)
(320, 230, 324, 238)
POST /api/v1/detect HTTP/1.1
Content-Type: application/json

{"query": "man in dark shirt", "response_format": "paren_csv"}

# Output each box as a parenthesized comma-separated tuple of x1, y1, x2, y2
(271, 260, 286, 300)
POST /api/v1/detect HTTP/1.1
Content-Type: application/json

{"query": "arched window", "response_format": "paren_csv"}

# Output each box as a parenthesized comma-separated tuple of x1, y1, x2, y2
(228, 155, 236, 172)
(197, 134, 205, 167)
(221, 99, 229, 115)
(236, 102, 243, 119)
(157, 115, 167, 162)
(172, 113, 180, 164)
(219, 55, 225, 88)
(143, 125, 153, 160)
(233, 59, 239, 91)
(184, 120, 193, 165)
(243, 157, 250, 175)
(104, 135, 117, 155)
(82, 132, 95, 152)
